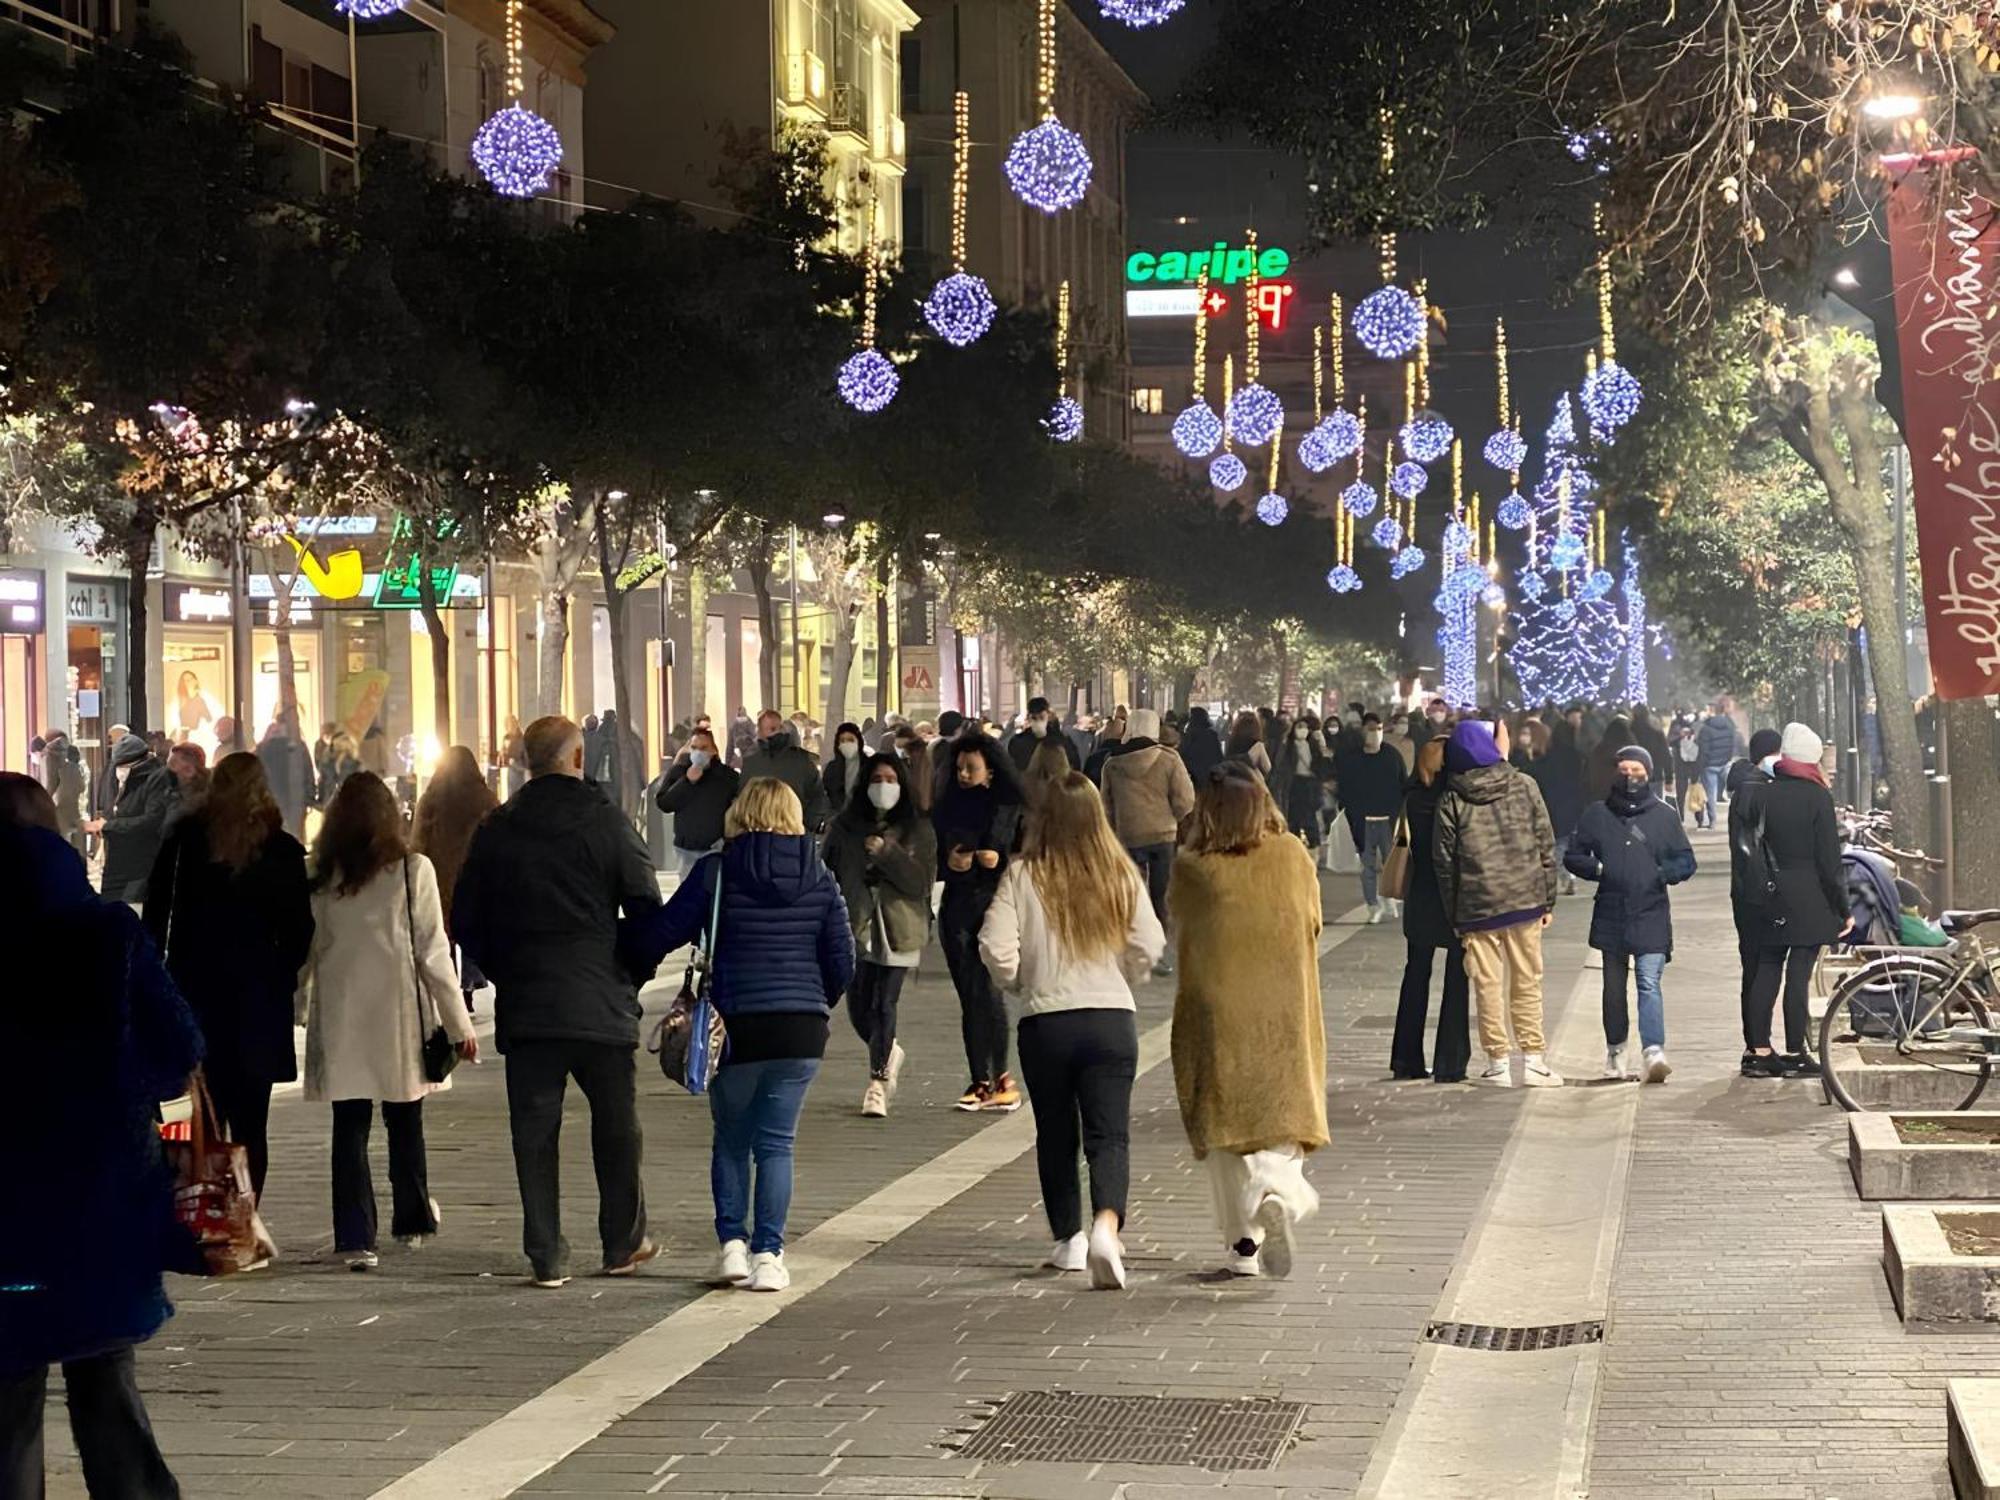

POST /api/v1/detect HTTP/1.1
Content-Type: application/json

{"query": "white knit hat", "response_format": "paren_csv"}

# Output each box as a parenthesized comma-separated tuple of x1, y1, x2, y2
(1780, 722, 1823, 764)
(1126, 708, 1161, 742)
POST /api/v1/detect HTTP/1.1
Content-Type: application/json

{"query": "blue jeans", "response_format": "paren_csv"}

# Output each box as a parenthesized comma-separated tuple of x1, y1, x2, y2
(1602, 949, 1667, 1050)
(709, 1057, 819, 1254)
(676, 844, 717, 881)
(1699, 766, 1724, 827)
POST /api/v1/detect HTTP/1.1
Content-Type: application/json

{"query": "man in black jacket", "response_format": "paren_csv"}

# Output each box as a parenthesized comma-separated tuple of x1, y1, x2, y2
(453, 715, 663, 1287)
(655, 726, 741, 879)
(1694, 701, 1743, 829)
(741, 710, 830, 832)
(85, 732, 176, 904)
(1007, 697, 1081, 773)
(1336, 714, 1408, 920)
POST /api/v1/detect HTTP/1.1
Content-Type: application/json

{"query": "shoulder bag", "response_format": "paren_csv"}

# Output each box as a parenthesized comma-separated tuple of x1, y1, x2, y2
(647, 861, 728, 1094)
(163, 1065, 278, 1275)
(1379, 807, 1413, 902)
(406, 858, 460, 1085)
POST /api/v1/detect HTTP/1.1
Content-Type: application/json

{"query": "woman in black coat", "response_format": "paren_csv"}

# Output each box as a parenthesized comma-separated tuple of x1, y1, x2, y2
(1525, 719, 1587, 891)
(1730, 723, 1849, 1076)
(143, 751, 314, 1203)
(1387, 740, 1471, 1082)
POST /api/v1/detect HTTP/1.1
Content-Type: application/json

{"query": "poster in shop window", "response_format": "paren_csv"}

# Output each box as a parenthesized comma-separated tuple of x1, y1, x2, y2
(163, 642, 227, 757)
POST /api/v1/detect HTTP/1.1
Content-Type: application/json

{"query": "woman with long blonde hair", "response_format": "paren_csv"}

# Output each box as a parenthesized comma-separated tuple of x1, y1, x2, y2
(979, 771, 1164, 1289)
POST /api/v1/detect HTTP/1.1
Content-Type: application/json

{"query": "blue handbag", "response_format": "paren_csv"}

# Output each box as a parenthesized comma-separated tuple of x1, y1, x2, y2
(647, 861, 728, 1094)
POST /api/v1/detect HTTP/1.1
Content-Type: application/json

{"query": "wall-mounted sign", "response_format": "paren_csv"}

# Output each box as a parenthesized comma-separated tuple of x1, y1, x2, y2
(1126, 243, 1290, 286)
(283, 534, 365, 599)
(66, 579, 118, 624)
(372, 514, 461, 611)
(164, 585, 234, 625)
(294, 516, 379, 537)
(1126, 281, 1295, 331)
(248, 571, 481, 605)
(0, 568, 45, 633)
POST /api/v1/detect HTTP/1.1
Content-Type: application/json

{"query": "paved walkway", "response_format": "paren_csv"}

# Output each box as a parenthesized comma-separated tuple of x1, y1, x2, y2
(44, 828, 1987, 1497)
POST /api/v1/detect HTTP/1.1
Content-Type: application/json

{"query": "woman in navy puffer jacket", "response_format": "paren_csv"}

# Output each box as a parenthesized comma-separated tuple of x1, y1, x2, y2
(633, 777, 855, 1293)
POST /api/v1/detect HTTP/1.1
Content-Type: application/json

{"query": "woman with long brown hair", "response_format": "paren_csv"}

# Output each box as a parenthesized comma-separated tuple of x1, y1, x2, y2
(1168, 764, 1328, 1278)
(979, 772, 1165, 1289)
(413, 744, 499, 1014)
(298, 772, 478, 1269)
(1387, 738, 1471, 1082)
(143, 751, 314, 1204)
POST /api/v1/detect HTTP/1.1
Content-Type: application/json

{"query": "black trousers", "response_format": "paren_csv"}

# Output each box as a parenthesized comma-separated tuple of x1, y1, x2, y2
(0, 1346, 179, 1498)
(940, 886, 1010, 1085)
(504, 1040, 647, 1280)
(1016, 1009, 1138, 1240)
(847, 962, 907, 1077)
(1744, 943, 1819, 1053)
(203, 1058, 273, 1206)
(331, 1098, 433, 1252)
(1390, 940, 1472, 1082)
(1127, 843, 1175, 923)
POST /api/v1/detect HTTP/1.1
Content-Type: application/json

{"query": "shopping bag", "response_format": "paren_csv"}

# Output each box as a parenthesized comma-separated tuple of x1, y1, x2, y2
(160, 1070, 277, 1275)
(1379, 809, 1413, 902)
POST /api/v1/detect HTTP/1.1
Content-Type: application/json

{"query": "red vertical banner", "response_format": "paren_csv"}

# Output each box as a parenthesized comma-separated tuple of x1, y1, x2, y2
(1886, 161, 2000, 700)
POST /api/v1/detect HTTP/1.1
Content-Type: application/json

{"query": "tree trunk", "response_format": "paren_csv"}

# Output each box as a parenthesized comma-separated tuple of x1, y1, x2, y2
(417, 565, 451, 746)
(686, 568, 709, 721)
(1172, 668, 1197, 715)
(594, 509, 636, 733)
(536, 590, 569, 719)
(123, 511, 156, 732)
(825, 604, 857, 732)
(745, 526, 781, 713)
(531, 491, 597, 718)
(875, 553, 893, 719)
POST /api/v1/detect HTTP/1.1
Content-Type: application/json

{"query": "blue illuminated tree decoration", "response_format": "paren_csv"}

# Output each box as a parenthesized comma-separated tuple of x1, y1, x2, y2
(1172, 402, 1223, 458)
(334, 0, 403, 15)
(1441, 519, 1474, 556)
(1352, 285, 1424, 360)
(1508, 392, 1622, 704)
(1255, 493, 1289, 526)
(1391, 461, 1428, 501)
(1391, 546, 1427, 580)
(1518, 569, 1546, 603)
(1496, 491, 1533, 531)
(924, 272, 996, 347)
(1622, 535, 1649, 702)
(1099, 0, 1185, 25)
(1484, 428, 1528, 473)
(1372, 516, 1404, 550)
(1341, 480, 1379, 518)
(1045, 396, 1084, 442)
(1225, 382, 1283, 446)
(472, 103, 563, 198)
(1297, 424, 1338, 474)
(838, 350, 899, 413)
(1580, 359, 1643, 439)
(1400, 413, 1454, 465)
(1326, 563, 1361, 594)
(1210, 453, 1247, 492)
(1318, 409, 1363, 462)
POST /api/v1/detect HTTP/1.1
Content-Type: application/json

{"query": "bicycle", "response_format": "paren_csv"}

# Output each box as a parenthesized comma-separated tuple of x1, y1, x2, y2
(1818, 907, 2000, 1111)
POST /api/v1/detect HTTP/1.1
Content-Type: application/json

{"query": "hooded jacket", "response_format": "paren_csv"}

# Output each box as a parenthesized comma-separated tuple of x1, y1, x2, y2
(1697, 712, 1741, 770)
(741, 729, 831, 831)
(822, 796, 939, 958)
(1101, 740, 1197, 848)
(1435, 725, 1558, 931)
(451, 774, 662, 1051)
(100, 732, 177, 900)
(1564, 781, 1697, 956)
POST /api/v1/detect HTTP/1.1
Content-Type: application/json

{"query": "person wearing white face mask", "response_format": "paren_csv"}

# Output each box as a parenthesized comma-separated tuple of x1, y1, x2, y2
(1336, 713, 1409, 920)
(657, 728, 742, 880)
(822, 753, 938, 1117)
(822, 722, 866, 812)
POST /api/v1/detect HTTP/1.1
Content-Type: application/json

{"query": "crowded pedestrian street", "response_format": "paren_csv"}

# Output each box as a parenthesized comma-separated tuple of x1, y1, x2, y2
(17, 843, 1959, 1500)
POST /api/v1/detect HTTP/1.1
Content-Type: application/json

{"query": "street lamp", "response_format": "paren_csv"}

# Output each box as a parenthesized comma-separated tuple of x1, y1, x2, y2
(1862, 92, 1924, 121)
(822, 510, 847, 527)
(1833, 266, 1860, 288)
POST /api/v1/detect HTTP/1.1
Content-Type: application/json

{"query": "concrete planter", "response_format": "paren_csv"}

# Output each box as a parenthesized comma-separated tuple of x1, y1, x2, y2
(1851, 1113, 2000, 1201)
(1952, 1380, 2000, 1500)
(1829, 1044, 1999, 1111)
(1884, 1205, 2000, 1332)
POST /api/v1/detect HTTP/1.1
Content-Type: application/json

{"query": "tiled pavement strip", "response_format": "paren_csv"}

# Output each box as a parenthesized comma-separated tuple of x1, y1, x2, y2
(47, 829, 1985, 1497)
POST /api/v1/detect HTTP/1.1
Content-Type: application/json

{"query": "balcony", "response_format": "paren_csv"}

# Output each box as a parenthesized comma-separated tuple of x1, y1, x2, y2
(827, 81, 869, 145)
(872, 112, 905, 168)
(782, 50, 827, 119)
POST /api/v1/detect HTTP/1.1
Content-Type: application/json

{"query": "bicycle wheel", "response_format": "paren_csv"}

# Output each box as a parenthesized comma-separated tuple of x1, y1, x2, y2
(1819, 955, 1992, 1112)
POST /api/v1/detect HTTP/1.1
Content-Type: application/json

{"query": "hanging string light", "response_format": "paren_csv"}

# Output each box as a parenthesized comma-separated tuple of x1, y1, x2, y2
(1312, 294, 1363, 464)
(1211, 355, 1245, 489)
(1580, 204, 1642, 438)
(1298, 328, 1339, 473)
(1352, 112, 1424, 360)
(471, 0, 564, 198)
(1399, 280, 1453, 462)
(1005, 0, 1092, 213)
(1099, 0, 1186, 25)
(1045, 279, 1083, 441)
(1484, 317, 1529, 474)
(1340, 393, 1378, 518)
(1225, 229, 1283, 445)
(1255, 411, 1289, 525)
(1172, 265, 1223, 458)
(1327, 503, 1361, 593)
(924, 92, 998, 347)
(837, 194, 898, 412)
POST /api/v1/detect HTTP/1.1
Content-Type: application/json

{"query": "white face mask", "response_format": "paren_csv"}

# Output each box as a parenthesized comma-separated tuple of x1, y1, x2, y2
(868, 782, 901, 812)
(838, 739, 859, 759)
(1759, 754, 1780, 774)
(689, 749, 712, 768)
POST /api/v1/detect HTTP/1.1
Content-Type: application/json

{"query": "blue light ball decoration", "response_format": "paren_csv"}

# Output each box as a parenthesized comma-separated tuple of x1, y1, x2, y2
(1172, 401, 1223, 459)
(1045, 396, 1084, 443)
(1441, 518, 1475, 557)
(1210, 453, 1248, 492)
(1340, 480, 1379, 519)
(922, 272, 996, 347)
(837, 349, 899, 413)
(1580, 359, 1643, 436)
(1583, 568, 1616, 600)
(1004, 118, 1092, 213)
(1390, 546, 1427, 580)
(1372, 516, 1404, 550)
(1352, 285, 1425, 360)
(1481, 581, 1508, 608)
(1391, 461, 1429, 501)
(471, 103, 564, 199)
(1550, 531, 1587, 572)
(1553, 598, 1578, 625)
(1400, 412, 1454, 465)
(1518, 569, 1547, 602)
(1225, 382, 1283, 446)
(1098, 0, 1185, 25)
(1255, 493, 1290, 526)
(1318, 408, 1363, 462)
(1496, 491, 1533, 531)
(1296, 424, 1338, 474)
(334, 0, 403, 15)
(1447, 562, 1490, 603)
(1484, 428, 1528, 473)
(1326, 563, 1362, 594)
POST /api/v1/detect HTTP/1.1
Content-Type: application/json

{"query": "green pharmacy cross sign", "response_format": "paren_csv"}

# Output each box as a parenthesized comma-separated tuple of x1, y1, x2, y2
(372, 514, 460, 610)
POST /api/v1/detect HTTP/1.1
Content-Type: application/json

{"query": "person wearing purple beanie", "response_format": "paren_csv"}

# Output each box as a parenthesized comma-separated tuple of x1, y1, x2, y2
(1434, 718, 1563, 1086)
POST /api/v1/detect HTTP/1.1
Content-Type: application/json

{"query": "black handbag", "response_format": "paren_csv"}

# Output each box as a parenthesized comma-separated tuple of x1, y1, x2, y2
(406, 859, 460, 1085)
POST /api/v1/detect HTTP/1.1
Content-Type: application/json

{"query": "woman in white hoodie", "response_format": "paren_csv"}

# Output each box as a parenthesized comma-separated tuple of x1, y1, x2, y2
(979, 771, 1165, 1289)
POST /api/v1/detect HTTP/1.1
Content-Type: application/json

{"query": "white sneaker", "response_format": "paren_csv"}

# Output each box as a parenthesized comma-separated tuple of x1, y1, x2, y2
(1521, 1053, 1565, 1087)
(1386, 898, 1403, 920)
(1367, 905, 1385, 925)
(1642, 1046, 1673, 1084)
(397, 1197, 443, 1248)
(711, 1239, 751, 1286)
(1473, 1056, 1514, 1087)
(1225, 1250, 1263, 1277)
(886, 1042, 906, 1096)
(1045, 1233, 1087, 1272)
(1086, 1222, 1127, 1290)
(861, 1079, 887, 1118)
(1253, 1194, 1294, 1279)
(746, 1252, 790, 1292)
(1603, 1046, 1627, 1080)
(346, 1249, 379, 1271)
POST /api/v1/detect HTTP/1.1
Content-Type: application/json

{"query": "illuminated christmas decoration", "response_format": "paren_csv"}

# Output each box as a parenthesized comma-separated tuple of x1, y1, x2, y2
(1518, 569, 1546, 602)
(1341, 481, 1379, 519)
(1172, 264, 1221, 457)
(1373, 516, 1404, 550)
(1099, 0, 1185, 26)
(1351, 112, 1424, 360)
(1484, 317, 1527, 480)
(1327, 488, 1364, 594)
(1391, 461, 1428, 501)
(924, 93, 997, 346)
(1391, 546, 1426, 580)
(1210, 453, 1247, 491)
(1401, 413, 1453, 465)
(1256, 493, 1289, 525)
(471, 4, 562, 198)
(1442, 518, 1474, 556)
(1318, 408, 1362, 463)
(1485, 429, 1527, 473)
(1005, 0, 1092, 212)
(1496, 491, 1532, 530)
(1297, 424, 1338, 474)
(1482, 581, 1508, 607)
(1224, 230, 1284, 444)
(1508, 393, 1621, 704)
(1583, 567, 1615, 600)
(1046, 281, 1081, 440)
(1580, 206, 1642, 439)
(838, 194, 897, 412)
(1326, 563, 1361, 593)
(334, 0, 403, 16)
(1622, 535, 1649, 702)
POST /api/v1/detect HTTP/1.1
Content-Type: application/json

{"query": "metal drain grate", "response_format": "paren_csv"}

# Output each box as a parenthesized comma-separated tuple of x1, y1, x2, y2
(1423, 1319, 1605, 1352)
(953, 1391, 1306, 1471)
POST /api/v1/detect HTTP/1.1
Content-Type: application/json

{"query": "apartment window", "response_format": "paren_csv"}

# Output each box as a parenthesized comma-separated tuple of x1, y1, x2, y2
(1131, 388, 1164, 416)
(900, 34, 921, 114)
(902, 178, 927, 255)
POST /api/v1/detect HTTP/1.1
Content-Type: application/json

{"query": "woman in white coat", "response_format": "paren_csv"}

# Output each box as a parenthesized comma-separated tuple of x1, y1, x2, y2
(297, 771, 477, 1269)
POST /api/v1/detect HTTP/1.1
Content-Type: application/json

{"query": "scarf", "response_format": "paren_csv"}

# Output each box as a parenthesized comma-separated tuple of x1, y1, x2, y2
(1774, 756, 1827, 788)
